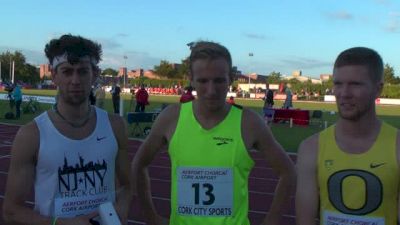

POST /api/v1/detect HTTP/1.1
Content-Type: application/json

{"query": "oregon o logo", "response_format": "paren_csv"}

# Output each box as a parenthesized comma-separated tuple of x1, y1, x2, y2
(328, 169, 382, 215)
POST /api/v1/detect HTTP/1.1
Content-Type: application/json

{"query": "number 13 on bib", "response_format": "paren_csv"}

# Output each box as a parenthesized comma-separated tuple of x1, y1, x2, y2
(177, 167, 233, 217)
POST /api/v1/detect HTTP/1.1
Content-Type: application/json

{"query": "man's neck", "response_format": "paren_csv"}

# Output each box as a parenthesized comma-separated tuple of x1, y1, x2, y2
(336, 113, 380, 138)
(56, 100, 90, 120)
(192, 101, 230, 129)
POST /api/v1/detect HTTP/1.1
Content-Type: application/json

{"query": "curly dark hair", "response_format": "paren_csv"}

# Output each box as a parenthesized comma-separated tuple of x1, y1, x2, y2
(189, 41, 233, 80)
(44, 34, 102, 69)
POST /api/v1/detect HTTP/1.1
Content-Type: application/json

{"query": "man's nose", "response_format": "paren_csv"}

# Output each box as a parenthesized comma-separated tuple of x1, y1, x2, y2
(205, 81, 217, 96)
(71, 71, 81, 84)
(340, 84, 353, 98)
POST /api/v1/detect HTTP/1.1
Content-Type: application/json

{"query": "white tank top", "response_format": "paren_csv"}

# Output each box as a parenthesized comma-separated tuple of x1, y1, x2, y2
(34, 107, 118, 218)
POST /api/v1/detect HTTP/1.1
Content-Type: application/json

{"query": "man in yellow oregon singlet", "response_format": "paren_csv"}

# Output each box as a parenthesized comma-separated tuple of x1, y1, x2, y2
(296, 47, 400, 225)
(132, 41, 296, 225)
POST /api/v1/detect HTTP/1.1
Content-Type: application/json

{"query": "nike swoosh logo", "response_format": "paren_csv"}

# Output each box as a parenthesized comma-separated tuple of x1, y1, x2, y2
(96, 136, 107, 141)
(370, 163, 386, 169)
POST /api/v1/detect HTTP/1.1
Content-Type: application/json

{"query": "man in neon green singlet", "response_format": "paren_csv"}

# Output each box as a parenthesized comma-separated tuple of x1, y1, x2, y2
(132, 41, 296, 225)
(296, 47, 400, 225)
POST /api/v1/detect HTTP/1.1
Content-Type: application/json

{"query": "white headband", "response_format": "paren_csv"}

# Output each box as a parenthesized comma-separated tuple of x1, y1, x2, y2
(51, 53, 98, 69)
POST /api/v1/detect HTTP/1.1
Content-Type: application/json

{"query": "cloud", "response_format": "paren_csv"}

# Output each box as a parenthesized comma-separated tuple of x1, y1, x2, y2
(373, 0, 391, 5)
(97, 38, 122, 50)
(243, 33, 270, 40)
(0, 46, 47, 65)
(385, 11, 400, 32)
(280, 57, 331, 70)
(326, 11, 354, 20)
(385, 21, 400, 32)
(99, 51, 162, 70)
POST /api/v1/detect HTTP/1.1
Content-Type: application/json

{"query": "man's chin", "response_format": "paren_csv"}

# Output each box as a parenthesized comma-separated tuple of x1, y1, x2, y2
(64, 97, 87, 106)
(338, 111, 361, 121)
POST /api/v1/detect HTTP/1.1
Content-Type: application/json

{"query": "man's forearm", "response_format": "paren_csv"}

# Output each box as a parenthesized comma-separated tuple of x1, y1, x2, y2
(136, 167, 159, 221)
(115, 184, 133, 223)
(264, 172, 295, 223)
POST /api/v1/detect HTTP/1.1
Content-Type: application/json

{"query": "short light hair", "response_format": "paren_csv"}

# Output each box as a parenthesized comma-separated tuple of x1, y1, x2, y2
(189, 41, 233, 80)
(334, 47, 383, 82)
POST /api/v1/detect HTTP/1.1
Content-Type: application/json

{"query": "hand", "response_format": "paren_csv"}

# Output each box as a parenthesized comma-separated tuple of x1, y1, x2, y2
(56, 212, 98, 225)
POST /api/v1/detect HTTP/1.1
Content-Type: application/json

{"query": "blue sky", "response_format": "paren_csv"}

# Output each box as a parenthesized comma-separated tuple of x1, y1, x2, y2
(0, 0, 399, 78)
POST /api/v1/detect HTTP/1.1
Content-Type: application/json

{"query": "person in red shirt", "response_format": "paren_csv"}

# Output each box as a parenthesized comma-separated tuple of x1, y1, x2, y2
(227, 96, 235, 105)
(179, 86, 195, 103)
(135, 85, 149, 112)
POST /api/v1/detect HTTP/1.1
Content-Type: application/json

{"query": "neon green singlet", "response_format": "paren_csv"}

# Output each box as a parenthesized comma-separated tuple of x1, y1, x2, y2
(168, 102, 254, 225)
(318, 122, 399, 225)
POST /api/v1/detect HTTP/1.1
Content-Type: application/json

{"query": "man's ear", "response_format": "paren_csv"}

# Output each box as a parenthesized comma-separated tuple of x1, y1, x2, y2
(51, 68, 58, 84)
(375, 81, 384, 99)
(92, 66, 100, 85)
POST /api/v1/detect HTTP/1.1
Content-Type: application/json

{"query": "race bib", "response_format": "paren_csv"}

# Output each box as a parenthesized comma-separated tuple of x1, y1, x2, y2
(54, 193, 111, 217)
(323, 211, 385, 225)
(177, 167, 233, 217)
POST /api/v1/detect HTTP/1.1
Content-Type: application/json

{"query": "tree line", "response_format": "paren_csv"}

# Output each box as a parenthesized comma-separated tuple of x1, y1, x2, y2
(0, 51, 40, 84)
(1, 51, 399, 98)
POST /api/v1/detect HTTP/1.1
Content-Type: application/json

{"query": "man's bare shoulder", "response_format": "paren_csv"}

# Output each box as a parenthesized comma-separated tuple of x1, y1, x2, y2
(153, 104, 180, 132)
(107, 113, 126, 129)
(11, 121, 40, 159)
(157, 103, 180, 121)
(16, 121, 40, 142)
(298, 133, 319, 157)
(241, 107, 264, 129)
(141, 104, 181, 146)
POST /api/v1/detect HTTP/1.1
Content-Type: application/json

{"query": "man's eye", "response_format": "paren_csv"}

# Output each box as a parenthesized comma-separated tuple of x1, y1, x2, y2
(78, 69, 89, 75)
(62, 70, 72, 75)
(214, 78, 227, 83)
(197, 79, 208, 83)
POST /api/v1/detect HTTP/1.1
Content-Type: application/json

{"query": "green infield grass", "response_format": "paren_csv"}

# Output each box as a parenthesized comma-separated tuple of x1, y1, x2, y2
(1, 90, 399, 152)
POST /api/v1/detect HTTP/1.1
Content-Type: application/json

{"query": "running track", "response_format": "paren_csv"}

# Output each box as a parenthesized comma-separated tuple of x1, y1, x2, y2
(0, 123, 296, 225)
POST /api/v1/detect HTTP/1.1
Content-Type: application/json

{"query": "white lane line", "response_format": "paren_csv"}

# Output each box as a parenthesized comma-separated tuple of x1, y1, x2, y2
(0, 155, 11, 159)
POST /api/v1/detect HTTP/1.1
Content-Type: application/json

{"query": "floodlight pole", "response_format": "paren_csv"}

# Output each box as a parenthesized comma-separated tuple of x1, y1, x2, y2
(248, 53, 253, 96)
(123, 55, 128, 88)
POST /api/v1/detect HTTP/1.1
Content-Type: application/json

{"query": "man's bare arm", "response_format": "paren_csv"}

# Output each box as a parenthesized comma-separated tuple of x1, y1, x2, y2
(2, 122, 54, 225)
(295, 134, 319, 225)
(109, 114, 133, 225)
(396, 130, 400, 223)
(131, 105, 179, 225)
(242, 109, 296, 225)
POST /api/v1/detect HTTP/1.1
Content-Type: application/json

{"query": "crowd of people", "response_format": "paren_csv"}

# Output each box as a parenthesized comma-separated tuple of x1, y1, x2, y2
(2, 34, 399, 225)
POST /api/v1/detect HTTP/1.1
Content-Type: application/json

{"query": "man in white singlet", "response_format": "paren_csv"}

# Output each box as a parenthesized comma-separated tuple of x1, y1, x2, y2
(3, 34, 132, 225)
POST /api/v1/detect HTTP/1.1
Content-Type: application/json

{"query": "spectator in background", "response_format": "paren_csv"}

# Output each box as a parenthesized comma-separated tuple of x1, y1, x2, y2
(264, 83, 274, 108)
(111, 82, 121, 114)
(227, 96, 235, 105)
(12, 83, 22, 119)
(95, 84, 106, 109)
(283, 84, 293, 109)
(135, 84, 149, 112)
(179, 86, 195, 103)
(5, 82, 15, 110)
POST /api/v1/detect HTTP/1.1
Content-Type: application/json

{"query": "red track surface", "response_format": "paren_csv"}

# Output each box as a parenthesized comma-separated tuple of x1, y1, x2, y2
(0, 123, 296, 225)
